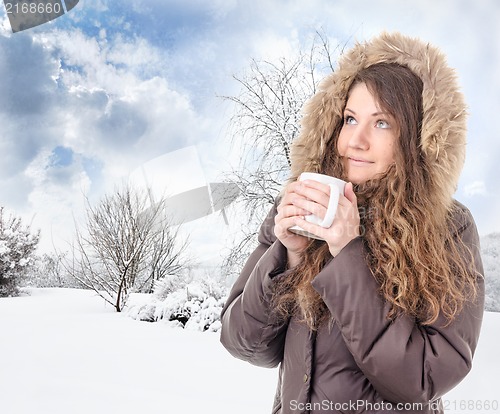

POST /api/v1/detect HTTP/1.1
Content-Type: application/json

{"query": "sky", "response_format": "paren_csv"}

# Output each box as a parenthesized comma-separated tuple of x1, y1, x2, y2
(0, 0, 499, 260)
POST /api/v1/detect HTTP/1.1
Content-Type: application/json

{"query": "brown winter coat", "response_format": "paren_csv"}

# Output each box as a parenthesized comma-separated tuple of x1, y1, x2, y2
(220, 32, 484, 414)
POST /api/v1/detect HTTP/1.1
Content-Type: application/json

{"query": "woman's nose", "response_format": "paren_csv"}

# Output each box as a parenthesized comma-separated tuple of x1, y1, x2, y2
(348, 124, 370, 150)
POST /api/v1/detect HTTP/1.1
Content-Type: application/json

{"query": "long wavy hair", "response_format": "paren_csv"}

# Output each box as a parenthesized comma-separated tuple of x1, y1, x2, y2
(272, 63, 479, 329)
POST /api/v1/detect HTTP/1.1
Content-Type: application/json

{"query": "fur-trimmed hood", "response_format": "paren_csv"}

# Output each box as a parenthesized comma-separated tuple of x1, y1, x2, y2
(290, 31, 467, 206)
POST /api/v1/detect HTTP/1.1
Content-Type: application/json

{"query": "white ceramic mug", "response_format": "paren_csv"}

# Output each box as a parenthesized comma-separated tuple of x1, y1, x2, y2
(288, 172, 346, 240)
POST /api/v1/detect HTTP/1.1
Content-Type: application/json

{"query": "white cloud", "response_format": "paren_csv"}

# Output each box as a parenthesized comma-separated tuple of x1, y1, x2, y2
(0, 24, 218, 251)
(37, 27, 211, 168)
(1, 0, 500, 254)
(23, 148, 91, 252)
(464, 181, 487, 197)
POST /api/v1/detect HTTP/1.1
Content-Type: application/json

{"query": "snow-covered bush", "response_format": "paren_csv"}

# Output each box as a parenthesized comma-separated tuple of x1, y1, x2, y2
(152, 273, 190, 300)
(22, 252, 83, 289)
(481, 233, 500, 312)
(0, 207, 40, 297)
(127, 274, 227, 332)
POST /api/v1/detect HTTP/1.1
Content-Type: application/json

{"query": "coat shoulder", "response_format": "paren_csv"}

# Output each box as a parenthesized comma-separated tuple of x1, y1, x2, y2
(450, 200, 477, 236)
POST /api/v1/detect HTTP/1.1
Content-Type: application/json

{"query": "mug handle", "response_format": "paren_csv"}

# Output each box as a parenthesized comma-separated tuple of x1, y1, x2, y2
(319, 184, 340, 228)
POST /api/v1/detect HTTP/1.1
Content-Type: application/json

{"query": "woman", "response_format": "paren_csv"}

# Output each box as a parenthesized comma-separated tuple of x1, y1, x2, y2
(220, 32, 484, 414)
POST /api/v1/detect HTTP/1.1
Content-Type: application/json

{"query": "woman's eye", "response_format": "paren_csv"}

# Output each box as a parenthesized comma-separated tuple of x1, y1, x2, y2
(344, 115, 357, 125)
(376, 120, 390, 129)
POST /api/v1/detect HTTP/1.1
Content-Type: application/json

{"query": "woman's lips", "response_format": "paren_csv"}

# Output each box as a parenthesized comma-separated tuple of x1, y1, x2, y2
(348, 157, 374, 165)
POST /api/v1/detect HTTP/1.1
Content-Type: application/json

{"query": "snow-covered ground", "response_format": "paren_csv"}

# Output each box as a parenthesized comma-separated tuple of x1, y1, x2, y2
(0, 289, 498, 414)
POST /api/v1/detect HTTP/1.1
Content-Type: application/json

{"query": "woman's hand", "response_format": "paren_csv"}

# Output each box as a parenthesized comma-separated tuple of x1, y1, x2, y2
(291, 180, 361, 257)
(274, 181, 313, 267)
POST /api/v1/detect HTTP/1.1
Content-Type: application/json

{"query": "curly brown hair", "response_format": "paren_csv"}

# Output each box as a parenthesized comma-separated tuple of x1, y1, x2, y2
(272, 63, 479, 329)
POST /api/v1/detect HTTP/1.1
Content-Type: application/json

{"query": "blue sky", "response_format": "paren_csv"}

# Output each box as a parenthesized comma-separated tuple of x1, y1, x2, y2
(0, 0, 498, 255)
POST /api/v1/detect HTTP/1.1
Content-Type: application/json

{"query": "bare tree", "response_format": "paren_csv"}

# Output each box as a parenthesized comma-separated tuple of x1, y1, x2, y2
(221, 31, 346, 279)
(67, 185, 191, 312)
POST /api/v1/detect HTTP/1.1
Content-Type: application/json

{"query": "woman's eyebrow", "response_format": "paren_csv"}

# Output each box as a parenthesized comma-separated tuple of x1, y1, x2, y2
(344, 108, 390, 117)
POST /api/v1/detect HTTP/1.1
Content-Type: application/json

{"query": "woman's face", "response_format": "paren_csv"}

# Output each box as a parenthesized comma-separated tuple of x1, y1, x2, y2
(337, 82, 398, 184)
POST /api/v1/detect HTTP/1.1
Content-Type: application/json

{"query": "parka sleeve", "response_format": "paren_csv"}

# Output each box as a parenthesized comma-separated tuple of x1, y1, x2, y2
(220, 201, 290, 368)
(311, 204, 485, 404)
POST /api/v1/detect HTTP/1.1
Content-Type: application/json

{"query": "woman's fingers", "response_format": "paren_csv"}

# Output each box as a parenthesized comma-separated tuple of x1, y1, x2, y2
(287, 180, 332, 220)
(275, 196, 308, 233)
(274, 183, 313, 255)
(293, 216, 327, 238)
(277, 200, 310, 217)
(295, 180, 331, 205)
(343, 182, 358, 205)
(291, 181, 361, 257)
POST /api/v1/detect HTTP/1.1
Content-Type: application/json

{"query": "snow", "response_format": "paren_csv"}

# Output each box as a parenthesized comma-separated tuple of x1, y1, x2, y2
(0, 288, 277, 414)
(0, 288, 498, 414)
(481, 233, 500, 312)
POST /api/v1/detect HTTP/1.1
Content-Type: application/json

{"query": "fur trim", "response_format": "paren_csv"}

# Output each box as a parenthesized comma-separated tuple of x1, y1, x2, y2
(290, 32, 467, 207)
